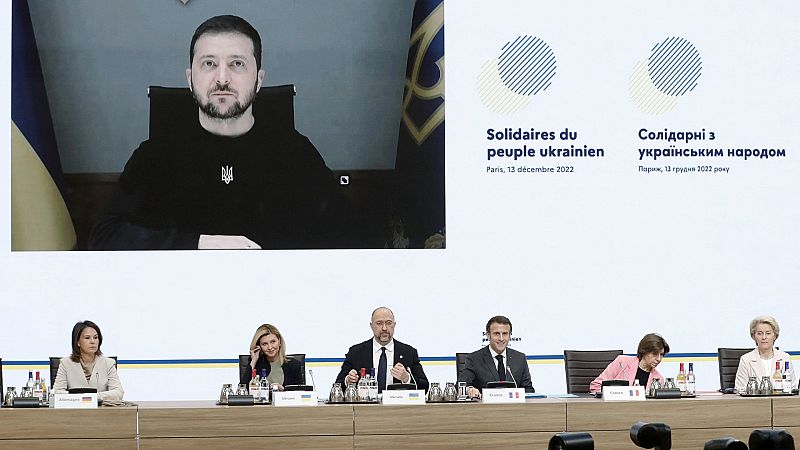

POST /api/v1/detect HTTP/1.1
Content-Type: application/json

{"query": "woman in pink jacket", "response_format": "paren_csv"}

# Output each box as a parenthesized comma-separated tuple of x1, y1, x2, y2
(590, 333, 669, 393)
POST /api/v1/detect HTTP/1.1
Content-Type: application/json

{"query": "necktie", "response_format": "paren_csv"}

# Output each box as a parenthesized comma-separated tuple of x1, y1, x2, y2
(378, 347, 387, 393)
(496, 354, 506, 381)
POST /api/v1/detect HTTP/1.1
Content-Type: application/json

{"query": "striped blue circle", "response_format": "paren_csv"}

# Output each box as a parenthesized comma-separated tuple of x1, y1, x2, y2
(497, 35, 556, 96)
(647, 37, 702, 96)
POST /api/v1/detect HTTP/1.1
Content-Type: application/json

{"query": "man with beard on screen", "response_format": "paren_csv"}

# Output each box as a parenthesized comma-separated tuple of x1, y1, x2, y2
(90, 15, 344, 250)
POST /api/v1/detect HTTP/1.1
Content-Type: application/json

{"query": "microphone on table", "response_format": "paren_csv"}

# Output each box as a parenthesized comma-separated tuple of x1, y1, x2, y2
(406, 367, 418, 389)
(505, 356, 518, 388)
(308, 369, 316, 393)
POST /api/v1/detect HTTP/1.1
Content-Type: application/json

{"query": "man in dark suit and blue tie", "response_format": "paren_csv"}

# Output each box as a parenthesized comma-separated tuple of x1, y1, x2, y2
(335, 307, 429, 392)
(458, 315, 534, 398)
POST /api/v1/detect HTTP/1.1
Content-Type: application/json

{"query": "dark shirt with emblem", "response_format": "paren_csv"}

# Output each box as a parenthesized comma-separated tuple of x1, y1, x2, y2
(89, 123, 348, 250)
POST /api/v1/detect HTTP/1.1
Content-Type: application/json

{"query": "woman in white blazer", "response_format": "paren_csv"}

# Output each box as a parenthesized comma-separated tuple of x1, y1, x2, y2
(734, 315, 795, 394)
(52, 320, 124, 401)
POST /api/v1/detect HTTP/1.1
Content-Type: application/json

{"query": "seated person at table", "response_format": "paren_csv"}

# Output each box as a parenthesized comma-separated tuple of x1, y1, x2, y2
(734, 315, 795, 393)
(335, 307, 429, 392)
(241, 323, 303, 390)
(457, 315, 534, 398)
(88, 15, 346, 250)
(589, 333, 668, 393)
(52, 320, 124, 401)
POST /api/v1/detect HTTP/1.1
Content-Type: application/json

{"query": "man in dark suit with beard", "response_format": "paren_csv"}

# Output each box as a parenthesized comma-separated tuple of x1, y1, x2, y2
(335, 307, 429, 392)
(458, 315, 534, 398)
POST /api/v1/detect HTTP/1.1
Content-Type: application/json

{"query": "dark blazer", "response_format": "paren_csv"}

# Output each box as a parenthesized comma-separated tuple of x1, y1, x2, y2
(457, 346, 534, 392)
(240, 355, 304, 386)
(335, 338, 429, 392)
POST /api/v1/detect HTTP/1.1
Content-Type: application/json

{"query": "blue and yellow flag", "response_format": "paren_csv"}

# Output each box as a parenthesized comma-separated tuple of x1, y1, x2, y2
(393, 0, 445, 248)
(11, 0, 76, 251)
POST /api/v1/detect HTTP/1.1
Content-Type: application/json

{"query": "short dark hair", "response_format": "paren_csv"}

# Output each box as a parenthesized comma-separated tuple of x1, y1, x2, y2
(485, 315, 512, 334)
(190, 15, 262, 70)
(636, 333, 669, 359)
(70, 320, 104, 362)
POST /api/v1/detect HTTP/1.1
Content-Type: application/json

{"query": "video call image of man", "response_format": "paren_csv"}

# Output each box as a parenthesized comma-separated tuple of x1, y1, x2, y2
(458, 315, 534, 398)
(89, 15, 346, 250)
(335, 307, 429, 393)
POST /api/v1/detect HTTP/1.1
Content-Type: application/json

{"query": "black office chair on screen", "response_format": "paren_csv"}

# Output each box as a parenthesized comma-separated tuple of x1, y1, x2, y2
(717, 348, 752, 392)
(237, 354, 306, 385)
(147, 84, 296, 139)
(563, 349, 623, 394)
(49, 356, 118, 388)
(455, 352, 468, 379)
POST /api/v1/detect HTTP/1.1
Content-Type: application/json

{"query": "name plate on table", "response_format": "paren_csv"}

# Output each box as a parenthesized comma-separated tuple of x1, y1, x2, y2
(602, 385, 645, 401)
(381, 389, 425, 405)
(51, 393, 98, 409)
(272, 391, 318, 407)
(482, 388, 525, 403)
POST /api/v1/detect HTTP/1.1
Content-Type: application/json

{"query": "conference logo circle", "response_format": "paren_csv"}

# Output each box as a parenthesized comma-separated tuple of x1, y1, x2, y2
(478, 35, 557, 114)
(629, 36, 702, 115)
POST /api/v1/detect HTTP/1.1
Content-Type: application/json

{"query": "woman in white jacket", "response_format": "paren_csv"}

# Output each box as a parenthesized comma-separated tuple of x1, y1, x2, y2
(734, 315, 795, 394)
(52, 320, 124, 401)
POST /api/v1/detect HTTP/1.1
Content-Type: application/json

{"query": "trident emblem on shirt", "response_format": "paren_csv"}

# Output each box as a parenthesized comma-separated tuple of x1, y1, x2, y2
(221, 165, 233, 184)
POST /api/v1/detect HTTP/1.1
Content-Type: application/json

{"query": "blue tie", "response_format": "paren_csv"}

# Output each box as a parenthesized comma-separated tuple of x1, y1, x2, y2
(378, 347, 387, 393)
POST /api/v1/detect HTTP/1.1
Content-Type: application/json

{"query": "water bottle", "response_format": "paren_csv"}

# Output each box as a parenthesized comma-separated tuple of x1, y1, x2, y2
(329, 383, 345, 403)
(759, 376, 772, 395)
(219, 384, 233, 404)
(443, 382, 458, 401)
(649, 378, 661, 396)
(427, 382, 443, 402)
(368, 368, 378, 401)
(357, 368, 368, 401)
(248, 369, 260, 398)
(260, 369, 269, 402)
(783, 361, 793, 394)
(4, 387, 15, 406)
(344, 381, 358, 402)
(746, 377, 758, 395)
(686, 363, 696, 395)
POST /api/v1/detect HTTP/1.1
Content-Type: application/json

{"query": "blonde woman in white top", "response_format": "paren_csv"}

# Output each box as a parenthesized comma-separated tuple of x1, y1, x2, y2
(734, 315, 795, 393)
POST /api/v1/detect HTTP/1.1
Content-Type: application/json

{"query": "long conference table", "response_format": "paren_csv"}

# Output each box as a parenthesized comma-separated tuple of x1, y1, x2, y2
(1, 395, 798, 449)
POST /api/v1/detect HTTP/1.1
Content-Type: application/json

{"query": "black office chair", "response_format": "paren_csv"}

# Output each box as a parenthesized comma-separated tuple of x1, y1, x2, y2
(148, 84, 296, 139)
(717, 348, 752, 392)
(455, 352, 469, 379)
(238, 353, 306, 385)
(49, 356, 118, 388)
(563, 349, 623, 394)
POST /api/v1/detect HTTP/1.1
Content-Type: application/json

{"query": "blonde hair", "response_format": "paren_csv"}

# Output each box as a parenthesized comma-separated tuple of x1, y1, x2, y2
(249, 324, 288, 365)
(749, 315, 780, 340)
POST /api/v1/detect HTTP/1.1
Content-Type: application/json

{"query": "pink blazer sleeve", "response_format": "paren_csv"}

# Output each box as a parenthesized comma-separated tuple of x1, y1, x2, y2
(590, 355, 625, 393)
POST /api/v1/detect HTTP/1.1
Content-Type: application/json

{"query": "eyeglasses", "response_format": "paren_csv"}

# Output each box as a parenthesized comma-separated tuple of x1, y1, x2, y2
(373, 320, 394, 327)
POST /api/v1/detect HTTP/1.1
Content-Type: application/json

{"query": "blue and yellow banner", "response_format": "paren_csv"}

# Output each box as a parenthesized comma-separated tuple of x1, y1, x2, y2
(11, 0, 76, 251)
